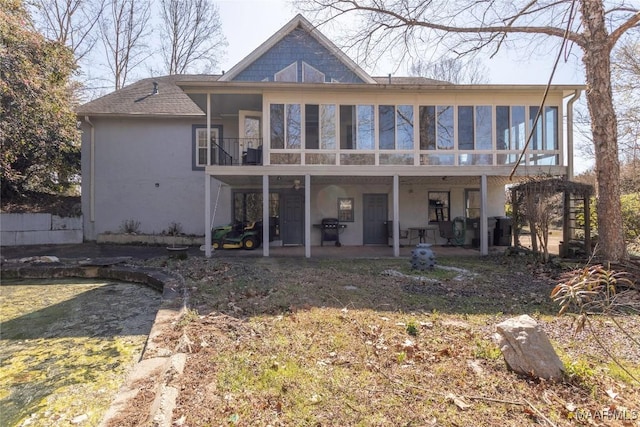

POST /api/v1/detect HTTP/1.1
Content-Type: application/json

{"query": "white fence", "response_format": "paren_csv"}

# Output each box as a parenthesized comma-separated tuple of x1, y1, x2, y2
(0, 213, 83, 246)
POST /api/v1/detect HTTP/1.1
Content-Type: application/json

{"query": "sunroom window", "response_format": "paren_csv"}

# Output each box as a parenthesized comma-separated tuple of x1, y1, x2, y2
(339, 105, 374, 149)
(379, 105, 414, 150)
(306, 104, 336, 149)
(420, 105, 454, 149)
(270, 104, 301, 149)
(458, 106, 474, 150)
(419, 105, 454, 165)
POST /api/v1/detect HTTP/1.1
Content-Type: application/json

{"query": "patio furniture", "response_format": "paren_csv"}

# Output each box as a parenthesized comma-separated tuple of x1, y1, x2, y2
(386, 221, 409, 245)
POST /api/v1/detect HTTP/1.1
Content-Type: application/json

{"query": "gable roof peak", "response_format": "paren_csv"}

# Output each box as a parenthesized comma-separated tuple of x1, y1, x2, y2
(219, 14, 375, 84)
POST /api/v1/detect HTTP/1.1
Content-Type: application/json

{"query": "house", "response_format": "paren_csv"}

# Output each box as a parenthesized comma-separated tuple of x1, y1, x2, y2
(78, 14, 584, 258)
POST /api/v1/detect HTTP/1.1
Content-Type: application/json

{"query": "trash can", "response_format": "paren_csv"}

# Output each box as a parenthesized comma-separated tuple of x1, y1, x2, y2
(493, 216, 513, 246)
(467, 218, 496, 248)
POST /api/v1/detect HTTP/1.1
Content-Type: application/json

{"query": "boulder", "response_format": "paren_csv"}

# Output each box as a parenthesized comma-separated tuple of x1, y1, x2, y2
(494, 314, 564, 381)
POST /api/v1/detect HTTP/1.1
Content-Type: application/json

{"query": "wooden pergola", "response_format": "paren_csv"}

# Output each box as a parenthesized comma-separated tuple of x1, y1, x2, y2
(511, 177, 595, 258)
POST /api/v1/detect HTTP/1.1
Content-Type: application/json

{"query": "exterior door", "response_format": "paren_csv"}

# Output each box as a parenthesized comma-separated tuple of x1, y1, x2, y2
(281, 191, 304, 245)
(239, 110, 262, 150)
(363, 193, 388, 245)
(238, 110, 262, 164)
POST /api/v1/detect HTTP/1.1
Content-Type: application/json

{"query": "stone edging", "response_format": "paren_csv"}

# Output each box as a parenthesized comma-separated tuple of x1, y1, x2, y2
(1, 260, 187, 427)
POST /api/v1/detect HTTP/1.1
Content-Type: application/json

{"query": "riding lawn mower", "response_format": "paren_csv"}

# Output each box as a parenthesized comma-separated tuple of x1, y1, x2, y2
(211, 220, 262, 250)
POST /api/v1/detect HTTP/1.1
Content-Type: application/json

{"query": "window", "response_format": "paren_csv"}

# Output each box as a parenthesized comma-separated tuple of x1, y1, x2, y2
(340, 105, 374, 149)
(529, 106, 542, 150)
(270, 103, 301, 149)
(270, 104, 285, 149)
(286, 104, 301, 148)
(357, 105, 375, 149)
(193, 125, 222, 168)
(320, 104, 336, 149)
(302, 62, 325, 82)
(458, 106, 474, 150)
(437, 106, 454, 149)
(475, 106, 492, 150)
(545, 106, 558, 150)
(397, 105, 414, 149)
(338, 197, 354, 222)
(428, 192, 450, 222)
(511, 106, 526, 150)
(419, 106, 436, 150)
(496, 106, 510, 150)
(379, 105, 395, 149)
(465, 189, 480, 219)
(305, 104, 319, 149)
(419, 105, 453, 150)
(306, 104, 337, 149)
(275, 62, 297, 82)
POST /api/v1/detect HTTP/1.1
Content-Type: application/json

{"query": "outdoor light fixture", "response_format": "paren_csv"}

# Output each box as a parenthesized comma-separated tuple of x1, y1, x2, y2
(293, 179, 301, 190)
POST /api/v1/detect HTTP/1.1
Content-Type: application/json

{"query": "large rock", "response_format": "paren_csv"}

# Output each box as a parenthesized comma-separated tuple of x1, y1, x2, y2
(494, 314, 564, 381)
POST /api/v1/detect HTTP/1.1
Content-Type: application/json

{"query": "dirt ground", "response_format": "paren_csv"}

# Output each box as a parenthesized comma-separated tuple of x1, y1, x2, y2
(103, 253, 640, 427)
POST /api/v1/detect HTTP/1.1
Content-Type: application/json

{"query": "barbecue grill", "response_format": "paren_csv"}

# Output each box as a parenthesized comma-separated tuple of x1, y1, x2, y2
(320, 218, 344, 247)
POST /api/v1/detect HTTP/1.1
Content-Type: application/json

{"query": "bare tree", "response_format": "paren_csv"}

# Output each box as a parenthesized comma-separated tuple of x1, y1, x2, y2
(159, 0, 227, 75)
(410, 57, 490, 84)
(99, 0, 151, 90)
(29, 0, 105, 62)
(612, 35, 640, 165)
(298, 0, 640, 262)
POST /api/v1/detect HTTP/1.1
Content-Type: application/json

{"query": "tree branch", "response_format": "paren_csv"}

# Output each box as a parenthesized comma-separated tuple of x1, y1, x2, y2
(609, 11, 640, 48)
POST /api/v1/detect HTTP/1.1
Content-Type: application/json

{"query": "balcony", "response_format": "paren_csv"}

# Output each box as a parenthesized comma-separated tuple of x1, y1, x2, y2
(209, 138, 263, 166)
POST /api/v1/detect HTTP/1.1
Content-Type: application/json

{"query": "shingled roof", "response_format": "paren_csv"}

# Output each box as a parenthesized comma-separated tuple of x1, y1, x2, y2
(77, 75, 219, 116)
(372, 76, 452, 85)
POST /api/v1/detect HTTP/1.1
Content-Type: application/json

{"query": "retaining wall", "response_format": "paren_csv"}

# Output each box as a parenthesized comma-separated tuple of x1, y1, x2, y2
(0, 213, 83, 246)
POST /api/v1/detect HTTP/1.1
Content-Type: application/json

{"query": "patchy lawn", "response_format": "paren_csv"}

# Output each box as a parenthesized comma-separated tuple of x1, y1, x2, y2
(115, 255, 639, 426)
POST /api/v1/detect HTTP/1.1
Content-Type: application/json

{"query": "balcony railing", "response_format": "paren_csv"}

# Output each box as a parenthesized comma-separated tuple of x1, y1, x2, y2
(209, 138, 559, 168)
(211, 138, 263, 166)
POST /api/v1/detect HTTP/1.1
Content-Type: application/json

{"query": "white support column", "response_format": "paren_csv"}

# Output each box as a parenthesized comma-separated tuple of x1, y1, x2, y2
(393, 174, 400, 257)
(305, 174, 311, 258)
(263, 175, 269, 257)
(204, 93, 212, 258)
(206, 94, 211, 166)
(205, 174, 212, 258)
(480, 175, 488, 256)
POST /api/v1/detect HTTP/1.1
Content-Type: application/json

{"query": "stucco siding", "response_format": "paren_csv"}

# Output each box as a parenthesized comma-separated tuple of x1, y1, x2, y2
(81, 117, 226, 239)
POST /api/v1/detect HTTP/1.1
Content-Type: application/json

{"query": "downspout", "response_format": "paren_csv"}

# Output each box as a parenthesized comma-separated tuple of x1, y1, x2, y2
(84, 116, 95, 222)
(566, 89, 582, 179)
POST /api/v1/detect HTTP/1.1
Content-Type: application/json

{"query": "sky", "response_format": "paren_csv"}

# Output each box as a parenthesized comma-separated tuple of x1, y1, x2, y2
(216, 0, 586, 85)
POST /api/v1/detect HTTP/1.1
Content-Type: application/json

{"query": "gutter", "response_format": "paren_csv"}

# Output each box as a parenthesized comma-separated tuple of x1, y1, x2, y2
(84, 116, 95, 222)
(565, 89, 582, 179)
